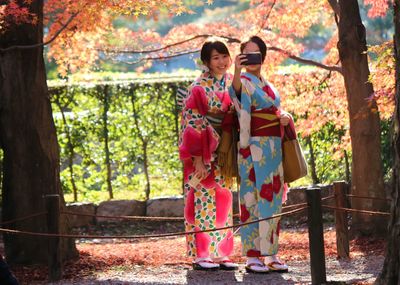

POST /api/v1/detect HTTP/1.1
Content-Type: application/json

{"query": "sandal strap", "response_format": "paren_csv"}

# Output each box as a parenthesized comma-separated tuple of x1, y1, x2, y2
(197, 260, 216, 264)
(267, 261, 285, 266)
(246, 262, 266, 267)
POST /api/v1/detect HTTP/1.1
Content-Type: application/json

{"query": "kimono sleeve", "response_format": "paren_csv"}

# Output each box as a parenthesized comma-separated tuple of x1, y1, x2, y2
(237, 79, 253, 149)
(178, 86, 218, 164)
(228, 86, 241, 114)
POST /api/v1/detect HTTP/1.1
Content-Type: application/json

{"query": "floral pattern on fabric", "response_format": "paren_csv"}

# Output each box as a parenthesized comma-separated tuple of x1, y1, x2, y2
(179, 72, 234, 258)
(229, 72, 285, 257)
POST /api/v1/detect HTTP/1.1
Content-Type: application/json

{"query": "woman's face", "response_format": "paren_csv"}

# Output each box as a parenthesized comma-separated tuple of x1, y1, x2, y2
(207, 49, 231, 76)
(243, 41, 262, 73)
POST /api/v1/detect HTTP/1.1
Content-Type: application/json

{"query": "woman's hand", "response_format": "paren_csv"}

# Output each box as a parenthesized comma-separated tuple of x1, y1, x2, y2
(234, 54, 247, 72)
(193, 156, 208, 179)
(232, 54, 247, 95)
(279, 111, 292, 126)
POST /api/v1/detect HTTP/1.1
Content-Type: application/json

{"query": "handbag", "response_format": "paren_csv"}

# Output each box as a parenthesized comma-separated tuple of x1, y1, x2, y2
(282, 120, 308, 183)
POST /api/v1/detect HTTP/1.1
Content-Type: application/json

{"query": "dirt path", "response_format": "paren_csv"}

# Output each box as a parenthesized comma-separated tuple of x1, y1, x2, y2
(10, 224, 385, 285)
(38, 255, 383, 285)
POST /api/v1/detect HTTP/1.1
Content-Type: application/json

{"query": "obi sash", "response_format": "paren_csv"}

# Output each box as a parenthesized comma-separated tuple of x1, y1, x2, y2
(251, 107, 281, 137)
(206, 112, 238, 182)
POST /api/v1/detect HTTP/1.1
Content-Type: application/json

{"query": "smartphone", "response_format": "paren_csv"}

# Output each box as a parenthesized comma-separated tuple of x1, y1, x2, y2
(240, 52, 262, 65)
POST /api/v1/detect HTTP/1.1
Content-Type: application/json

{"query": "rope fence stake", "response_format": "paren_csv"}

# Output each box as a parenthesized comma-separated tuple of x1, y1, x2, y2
(306, 187, 327, 285)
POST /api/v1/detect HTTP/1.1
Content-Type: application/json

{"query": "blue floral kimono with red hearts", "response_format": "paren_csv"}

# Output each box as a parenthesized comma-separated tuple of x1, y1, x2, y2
(229, 72, 287, 257)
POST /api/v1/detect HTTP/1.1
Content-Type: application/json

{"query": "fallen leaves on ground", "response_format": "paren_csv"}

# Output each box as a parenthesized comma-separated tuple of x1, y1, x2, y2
(10, 224, 385, 284)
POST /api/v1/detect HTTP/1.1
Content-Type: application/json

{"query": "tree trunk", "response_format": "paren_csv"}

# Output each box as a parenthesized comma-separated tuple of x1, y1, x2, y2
(0, 0, 77, 264)
(54, 97, 78, 202)
(306, 135, 319, 185)
(102, 85, 113, 199)
(337, 0, 386, 235)
(170, 84, 184, 195)
(142, 140, 151, 203)
(375, 0, 400, 283)
(343, 150, 351, 183)
(0, 151, 3, 195)
(130, 87, 151, 204)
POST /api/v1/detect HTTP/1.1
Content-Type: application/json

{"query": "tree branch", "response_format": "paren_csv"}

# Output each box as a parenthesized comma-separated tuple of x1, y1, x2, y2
(110, 50, 200, 65)
(268, 46, 343, 74)
(327, 0, 340, 18)
(99, 34, 240, 54)
(256, 0, 277, 34)
(0, 10, 80, 52)
(108, 44, 342, 74)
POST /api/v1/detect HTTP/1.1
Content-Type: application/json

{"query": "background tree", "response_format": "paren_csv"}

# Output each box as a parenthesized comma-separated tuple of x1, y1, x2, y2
(0, 0, 194, 265)
(328, 0, 386, 234)
(0, 0, 77, 264)
(376, 0, 400, 282)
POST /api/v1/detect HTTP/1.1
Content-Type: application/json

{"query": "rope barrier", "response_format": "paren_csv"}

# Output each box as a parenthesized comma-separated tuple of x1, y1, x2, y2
(61, 202, 308, 221)
(0, 212, 47, 225)
(282, 203, 307, 210)
(61, 211, 185, 221)
(0, 206, 308, 239)
(346, 194, 391, 202)
(321, 195, 335, 201)
(322, 205, 390, 216)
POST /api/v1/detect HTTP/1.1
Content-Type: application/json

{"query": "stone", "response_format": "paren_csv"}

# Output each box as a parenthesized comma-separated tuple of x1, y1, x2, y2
(66, 202, 96, 228)
(146, 196, 184, 217)
(96, 200, 146, 223)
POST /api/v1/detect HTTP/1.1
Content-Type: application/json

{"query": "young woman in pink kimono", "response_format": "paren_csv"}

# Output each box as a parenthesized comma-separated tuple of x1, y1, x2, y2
(179, 40, 238, 271)
(230, 36, 291, 274)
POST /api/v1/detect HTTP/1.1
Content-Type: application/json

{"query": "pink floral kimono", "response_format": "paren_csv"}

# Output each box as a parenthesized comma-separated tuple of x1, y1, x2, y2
(179, 71, 235, 258)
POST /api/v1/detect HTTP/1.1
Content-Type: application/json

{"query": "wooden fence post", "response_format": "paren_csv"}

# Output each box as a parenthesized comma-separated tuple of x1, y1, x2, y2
(306, 187, 327, 285)
(45, 194, 62, 281)
(333, 181, 350, 259)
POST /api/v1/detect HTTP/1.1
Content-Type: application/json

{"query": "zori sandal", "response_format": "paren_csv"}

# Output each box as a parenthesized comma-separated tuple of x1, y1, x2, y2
(192, 258, 219, 271)
(245, 262, 270, 274)
(219, 259, 239, 271)
(267, 261, 289, 273)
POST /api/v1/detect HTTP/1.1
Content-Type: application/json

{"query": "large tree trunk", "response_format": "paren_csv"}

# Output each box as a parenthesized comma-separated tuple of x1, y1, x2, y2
(337, 0, 386, 235)
(0, 0, 77, 264)
(376, 0, 400, 283)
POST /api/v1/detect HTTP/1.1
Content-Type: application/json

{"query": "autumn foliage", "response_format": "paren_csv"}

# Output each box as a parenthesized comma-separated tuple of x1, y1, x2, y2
(0, 0, 395, 155)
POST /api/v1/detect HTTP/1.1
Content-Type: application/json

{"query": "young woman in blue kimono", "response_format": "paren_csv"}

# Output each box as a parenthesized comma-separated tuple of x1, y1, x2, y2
(230, 36, 291, 274)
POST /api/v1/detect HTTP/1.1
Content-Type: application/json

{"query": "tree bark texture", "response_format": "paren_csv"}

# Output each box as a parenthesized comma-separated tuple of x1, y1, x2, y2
(0, 0, 77, 264)
(337, 0, 386, 235)
(376, 0, 400, 283)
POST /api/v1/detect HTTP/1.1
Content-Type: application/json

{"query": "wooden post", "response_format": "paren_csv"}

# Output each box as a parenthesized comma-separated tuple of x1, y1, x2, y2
(306, 187, 327, 285)
(45, 194, 62, 281)
(333, 181, 350, 259)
